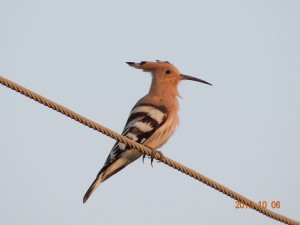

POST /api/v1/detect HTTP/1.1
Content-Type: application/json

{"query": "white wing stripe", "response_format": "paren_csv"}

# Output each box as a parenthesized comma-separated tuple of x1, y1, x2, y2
(123, 116, 143, 133)
(147, 109, 165, 124)
(130, 105, 166, 124)
(134, 121, 153, 132)
(118, 143, 126, 150)
(129, 106, 153, 115)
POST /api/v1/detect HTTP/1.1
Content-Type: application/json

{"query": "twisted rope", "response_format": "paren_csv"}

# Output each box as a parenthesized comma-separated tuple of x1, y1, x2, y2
(1, 75, 299, 225)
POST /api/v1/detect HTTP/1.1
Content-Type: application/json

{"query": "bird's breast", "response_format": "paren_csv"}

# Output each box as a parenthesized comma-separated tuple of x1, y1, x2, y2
(144, 113, 179, 149)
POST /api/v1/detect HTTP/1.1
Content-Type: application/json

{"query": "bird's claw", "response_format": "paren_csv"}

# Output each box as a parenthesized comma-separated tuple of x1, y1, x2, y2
(150, 149, 164, 167)
(141, 148, 164, 166)
(142, 154, 147, 163)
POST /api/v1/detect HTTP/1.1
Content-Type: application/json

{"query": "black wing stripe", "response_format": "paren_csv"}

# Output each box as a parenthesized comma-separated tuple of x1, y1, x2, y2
(99, 104, 168, 174)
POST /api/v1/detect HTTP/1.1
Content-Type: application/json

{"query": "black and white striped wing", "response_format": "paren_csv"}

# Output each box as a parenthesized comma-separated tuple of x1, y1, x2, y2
(99, 104, 168, 173)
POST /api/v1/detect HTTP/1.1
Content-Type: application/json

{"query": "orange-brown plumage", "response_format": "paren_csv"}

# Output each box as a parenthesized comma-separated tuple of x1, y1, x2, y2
(83, 60, 211, 203)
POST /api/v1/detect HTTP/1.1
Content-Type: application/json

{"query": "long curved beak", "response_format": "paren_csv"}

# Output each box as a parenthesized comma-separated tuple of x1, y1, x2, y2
(180, 74, 212, 86)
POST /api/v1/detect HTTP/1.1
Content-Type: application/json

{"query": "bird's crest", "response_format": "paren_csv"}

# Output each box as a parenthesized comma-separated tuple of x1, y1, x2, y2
(126, 60, 179, 73)
(126, 60, 212, 86)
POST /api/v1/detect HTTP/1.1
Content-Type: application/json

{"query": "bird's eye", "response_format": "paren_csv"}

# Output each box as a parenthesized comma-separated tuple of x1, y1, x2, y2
(165, 70, 172, 75)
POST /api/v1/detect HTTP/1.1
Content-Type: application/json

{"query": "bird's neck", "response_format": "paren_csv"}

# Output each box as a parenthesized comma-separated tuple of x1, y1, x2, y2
(149, 78, 180, 99)
(138, 78, 179, 114)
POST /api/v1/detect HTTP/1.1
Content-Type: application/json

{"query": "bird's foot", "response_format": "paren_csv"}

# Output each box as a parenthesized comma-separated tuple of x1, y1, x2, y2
(150, 149, 164, 167)
(141, 147, 164, 166)
(142, 154, 147, 163)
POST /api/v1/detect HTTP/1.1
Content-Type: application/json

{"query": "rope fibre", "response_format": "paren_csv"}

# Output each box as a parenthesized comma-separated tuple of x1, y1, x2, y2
(0, 76, 299, 225)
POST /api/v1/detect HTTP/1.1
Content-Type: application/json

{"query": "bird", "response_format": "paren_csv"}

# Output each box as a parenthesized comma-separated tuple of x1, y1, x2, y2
(83, 60, 212, 203)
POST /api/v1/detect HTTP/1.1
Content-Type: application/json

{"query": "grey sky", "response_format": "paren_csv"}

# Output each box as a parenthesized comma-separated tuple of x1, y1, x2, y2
(0, 0, 299, 224)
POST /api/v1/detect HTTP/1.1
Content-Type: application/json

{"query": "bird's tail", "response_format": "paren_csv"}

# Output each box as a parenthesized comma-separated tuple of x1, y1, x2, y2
(83, 174, 104, 203)
(83, 163, 128, 203)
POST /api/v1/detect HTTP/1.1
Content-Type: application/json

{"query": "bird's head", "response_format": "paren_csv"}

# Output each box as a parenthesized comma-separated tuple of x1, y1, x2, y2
(126, 60, 212, 86)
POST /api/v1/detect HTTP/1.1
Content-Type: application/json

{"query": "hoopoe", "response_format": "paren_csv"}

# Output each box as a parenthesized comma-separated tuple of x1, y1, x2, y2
(83, 60, 211, 203)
